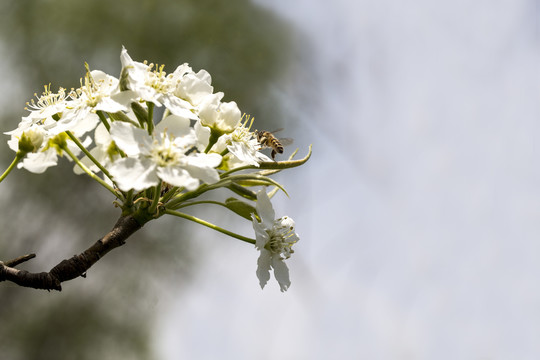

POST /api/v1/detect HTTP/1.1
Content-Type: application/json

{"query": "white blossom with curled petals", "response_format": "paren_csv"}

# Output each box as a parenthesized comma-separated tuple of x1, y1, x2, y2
(251, 189, 300, 292)
(198, 92, 241, 133)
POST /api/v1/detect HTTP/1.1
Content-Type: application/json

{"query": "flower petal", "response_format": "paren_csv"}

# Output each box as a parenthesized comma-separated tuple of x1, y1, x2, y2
(198, 92, 224, 127)
(108, 157, 159, 191)
(176, 70, 214, 106)
(18, 149, 58, 174)
(155, 114, 191, 138)
(194, 120, 210, 151)
(162, 96, 197, 120)
(109, 122, 151, 156)
(156, 166, 199, 190)
(256, 249, 272, 289)
(184, 153, 221, 184)
(217, 101, 241, 131)
(94, 123, 112, 147)
(271, 256, 291, 292)
(251, 215, 270, 250)
(256, 189, 275, 228)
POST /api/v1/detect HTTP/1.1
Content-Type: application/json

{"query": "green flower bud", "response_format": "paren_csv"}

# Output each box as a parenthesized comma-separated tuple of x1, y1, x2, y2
(18, 129, 44, 154)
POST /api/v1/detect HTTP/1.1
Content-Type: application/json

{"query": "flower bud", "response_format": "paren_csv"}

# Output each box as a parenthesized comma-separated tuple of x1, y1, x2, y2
(18, 128, 44, 154)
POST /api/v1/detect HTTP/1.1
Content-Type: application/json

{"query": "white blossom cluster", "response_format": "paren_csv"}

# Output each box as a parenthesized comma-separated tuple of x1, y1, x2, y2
(3, 47, 302, 292)
(6, 47, 270, 188)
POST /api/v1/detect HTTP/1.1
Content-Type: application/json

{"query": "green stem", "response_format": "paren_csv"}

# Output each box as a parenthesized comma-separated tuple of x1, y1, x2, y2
(174, 200, 228, 210)
(0, 151, 25, 183)
(204, 129, 222, 153)
(166, 180, 233, 209)
(97, 110, 110, 131)
(160, 185, 180, 204)
(220, 164, 254, 178)
(164, 209, 255, 245)
(65, 131, 114, 182)
(174, 200, 255, 220)
(217, 173, 288, 196)
(62, 145, 123, 201)
(148, 181, 162, 214)
(165, 145, 313, 208)
(125, 190, 134, 207)
(147, 102, 155, 134)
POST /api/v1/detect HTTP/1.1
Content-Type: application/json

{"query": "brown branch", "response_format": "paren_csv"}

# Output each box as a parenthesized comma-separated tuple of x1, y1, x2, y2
(4, 253, 36, 267)
(0, 215, 142, 291)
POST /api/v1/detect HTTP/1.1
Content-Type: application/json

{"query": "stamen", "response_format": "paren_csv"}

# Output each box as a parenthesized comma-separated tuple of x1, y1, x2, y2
(25, 84, 67, 111)
(145, 62, 176, 94)
(240, 113, 255, 130)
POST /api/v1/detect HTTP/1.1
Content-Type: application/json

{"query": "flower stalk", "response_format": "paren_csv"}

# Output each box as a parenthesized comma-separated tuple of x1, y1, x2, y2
(165, 209, 255, 244)
(0, 152, 25, 183)
(61, 142, 122, 200)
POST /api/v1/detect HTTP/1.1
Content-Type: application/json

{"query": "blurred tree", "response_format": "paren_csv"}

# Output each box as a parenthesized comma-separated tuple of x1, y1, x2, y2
(0, 0, 296, 358)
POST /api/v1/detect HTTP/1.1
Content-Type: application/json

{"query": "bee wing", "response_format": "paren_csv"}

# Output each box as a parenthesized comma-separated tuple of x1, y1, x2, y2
(278, 137, 294, 146)
(269, 128, 284, 134)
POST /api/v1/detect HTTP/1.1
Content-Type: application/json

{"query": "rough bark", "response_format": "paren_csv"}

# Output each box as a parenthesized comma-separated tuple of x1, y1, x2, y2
(0, 215, 142, 291)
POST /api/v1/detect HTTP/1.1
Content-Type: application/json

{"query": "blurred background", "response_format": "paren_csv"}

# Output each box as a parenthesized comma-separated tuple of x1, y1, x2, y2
(1, 0, 540, 359)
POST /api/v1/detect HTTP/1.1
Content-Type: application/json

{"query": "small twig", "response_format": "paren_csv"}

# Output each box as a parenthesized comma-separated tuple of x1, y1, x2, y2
(4, 253, 36, 267)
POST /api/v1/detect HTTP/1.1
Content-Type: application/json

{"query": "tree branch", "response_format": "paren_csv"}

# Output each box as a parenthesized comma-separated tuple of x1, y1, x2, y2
(0, 215, 142, 291)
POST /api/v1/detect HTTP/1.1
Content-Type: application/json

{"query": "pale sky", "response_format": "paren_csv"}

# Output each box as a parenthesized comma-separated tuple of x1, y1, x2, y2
(156, 1, 540, 359)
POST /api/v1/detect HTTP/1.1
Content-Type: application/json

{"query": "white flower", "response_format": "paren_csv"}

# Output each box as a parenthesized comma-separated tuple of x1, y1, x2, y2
(64, 69, 133, 133)
(120, 47, 196, 119)
(175, 69, 214, 107)
(23, 85, 70, 127)
(6, 85, 70, 138)
(6, 126, 83, 174)
(251, 189, 299, 292)
(7, 124, 45, 153)
(222, 122, 271, 167)
(107, 116, 222, 191)
(194, 118, 270, 168)
(198, 92, 241, 133)
(5, 123, 58, 173)
(202, 115, 270, 168)
(74, 70, 131, 112)
(7, 82, 101, 143)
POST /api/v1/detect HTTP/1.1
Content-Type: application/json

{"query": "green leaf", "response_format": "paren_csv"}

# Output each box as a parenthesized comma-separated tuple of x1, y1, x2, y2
(131, 101, 149, 128)
(227, 174, 289, 197)
(226, 183, 258, 200)
(109, 111, 140, 126)
(225, 197, 257, 221)
(219, 144, 313, 179)
(258, 144, 312, 170)
(119, 66, 130, 91)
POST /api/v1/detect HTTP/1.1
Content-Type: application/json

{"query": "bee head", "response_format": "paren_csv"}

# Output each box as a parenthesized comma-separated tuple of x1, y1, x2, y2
(254, 130, 263, 141)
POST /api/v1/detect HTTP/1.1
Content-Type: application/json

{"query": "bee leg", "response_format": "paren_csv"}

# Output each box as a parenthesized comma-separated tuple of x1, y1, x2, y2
(271, 149, 277, 160)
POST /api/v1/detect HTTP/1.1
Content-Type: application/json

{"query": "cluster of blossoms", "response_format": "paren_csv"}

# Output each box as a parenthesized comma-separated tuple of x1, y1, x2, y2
(2, 47, 309, 291)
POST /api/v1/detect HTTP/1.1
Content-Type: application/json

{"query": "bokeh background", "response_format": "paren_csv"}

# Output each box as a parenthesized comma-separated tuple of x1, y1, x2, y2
(1, 0, 540, 359)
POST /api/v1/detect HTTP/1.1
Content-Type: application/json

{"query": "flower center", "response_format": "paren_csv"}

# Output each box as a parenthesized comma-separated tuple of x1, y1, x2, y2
(265, 217, 297, 259)
(149, 135, 182, 167)
(26, 85, 67, 112)
(230, 114, 255, 144)
(146, 63, 176, 94)
(71, 67, 110, 108)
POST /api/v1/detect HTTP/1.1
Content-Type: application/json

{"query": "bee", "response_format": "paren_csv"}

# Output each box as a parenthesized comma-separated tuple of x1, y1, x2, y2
(255, 129, 293, 160)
